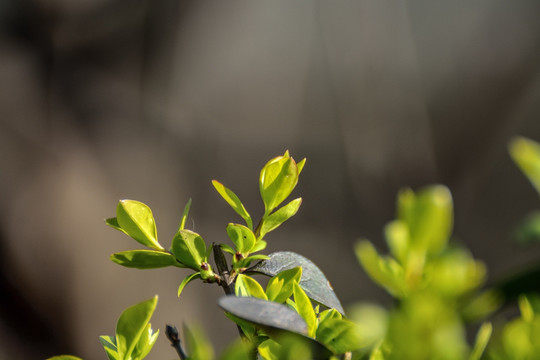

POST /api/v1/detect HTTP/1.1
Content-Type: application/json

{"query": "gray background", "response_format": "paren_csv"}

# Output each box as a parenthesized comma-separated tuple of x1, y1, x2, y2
(1, 1, 540, 358)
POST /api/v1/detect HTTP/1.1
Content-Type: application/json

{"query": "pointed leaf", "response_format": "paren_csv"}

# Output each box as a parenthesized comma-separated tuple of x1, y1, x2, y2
(178, 198, 192, 231)
(178, 272, 202, 297)
(316, 318, 363, 354)
(260, 198, 302, 238)
(293, 281, 317, 338)
(115, 296, 158, 359)
(469, 322, 492, 360)
(105, 217, 128, 236)
(171, 229, 207, 270)
(116, 200, 163, 250)
(509, 136, 540, 195)
(235, 274, 267, 299)
(132, 323, 159, 360)
(212, 180, 253, 229)
(99, 336, 118, 360)
(259, 155, 300, 214)
(226, 224, 256, 254)
(266, 267, 303, 303)
(234, 254, 270, 271)
(111, 250, 182, 269)
(250, 251, 345, 314)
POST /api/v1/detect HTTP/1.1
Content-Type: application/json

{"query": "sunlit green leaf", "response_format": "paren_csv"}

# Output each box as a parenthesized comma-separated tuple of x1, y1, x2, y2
(250, 240, 267, 253)
(116, 200, 163, 250)
(184, 324, 214, 360)
(178, 198, 192, 231)
(234, 254, 270, 270)
(318, 308, 342, 324)
(111, 250, 182, 269)
(469, 322, 492, 360)
(258, 339, 281, 360)
(384, 220, 409, 264)
(226, 223, 256, 254)
(509, 136, 540, 195)
(259, 153, 301, 215)
(115, 296, 158, 359)
(235, 274, 267, 299)
(178, 272, 202, 297)
(99, 335, 118, 360)
(105, 217, 128, 236)
(260, 198, 302, 238)
(212, 180, 253, 229)
(266, 267, 302, 303)
(316, 318, 362, 354)
(250, 251, 345, 314)
(47, 356, 84, 360)
(219, 338, 254, 360)
(132, 323, 159, 360)
(293, 281, 317, 338)
(171, 229, 207, 270)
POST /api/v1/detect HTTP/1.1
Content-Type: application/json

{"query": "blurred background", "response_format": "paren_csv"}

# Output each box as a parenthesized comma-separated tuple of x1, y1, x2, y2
(1, 0, 540, 358)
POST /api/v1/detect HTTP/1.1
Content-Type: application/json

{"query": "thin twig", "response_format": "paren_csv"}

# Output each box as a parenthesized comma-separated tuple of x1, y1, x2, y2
(165, 325, 187, 360)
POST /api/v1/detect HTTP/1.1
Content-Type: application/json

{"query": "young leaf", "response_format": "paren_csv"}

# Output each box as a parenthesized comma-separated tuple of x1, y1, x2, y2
(219, 338, 255, 360)
(47, 356, 84, 360)
(116, 200, 164, 251)
(260, 198, 302, 238)
(250, 240, 267, 253)
(99, 335, 119, 360)
(178, 198, 192, 231)
(469, 322, 492, 360)
(105, 217, 128, 236)
(132, 323, 159, 360)
(259, 153, 301, 214)
(115, 296, 158, 359)
(235, 274, 268, 299)
(226, 223, 256, 254)
(509, 136, 540, 195)
(318, 308, 342, 324)
(171, 229, 207, 270)
(234, 254, 270, 270)
(178, 272, 202, 297)
(220, 243, 236, 255)
(258, 339, 281, 360)
(250, 251, 345, 314)
(111, 250, 182, 269)
(266, 267, 303, 303)
(315, 318, 363, 354)
(212, 180, 253, 229)
(184, 324, 214, 360)
(293, 281, 317, 338)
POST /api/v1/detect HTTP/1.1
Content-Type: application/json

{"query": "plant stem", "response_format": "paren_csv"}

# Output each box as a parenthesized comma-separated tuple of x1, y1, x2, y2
(165, 325, 187, 360)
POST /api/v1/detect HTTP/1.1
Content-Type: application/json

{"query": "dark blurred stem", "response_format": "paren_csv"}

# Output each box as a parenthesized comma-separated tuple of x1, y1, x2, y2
(165, 325, 187, 360)
(212, 243, 246, 339)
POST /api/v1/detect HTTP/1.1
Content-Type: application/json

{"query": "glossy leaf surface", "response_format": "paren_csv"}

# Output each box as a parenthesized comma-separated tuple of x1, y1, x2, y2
(259, 153, 300, 214)
(212, 180, 253, 229)
(260, 198, 302, 238)
(250, 251, 345, 314)
(115, 296, 158, 359)
(171, 229, 207, 270)
(116, 200, 163, 250)
(111, 250, 180, 269)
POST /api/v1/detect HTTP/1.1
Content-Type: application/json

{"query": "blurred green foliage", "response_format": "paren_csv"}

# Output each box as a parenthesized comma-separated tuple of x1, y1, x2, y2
(51, 139, 540, 359)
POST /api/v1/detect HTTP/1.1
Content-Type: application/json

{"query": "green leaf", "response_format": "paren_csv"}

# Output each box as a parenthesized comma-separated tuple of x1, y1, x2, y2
(47, 356, 84, 360)
(397, 186, 453, 255)
(226, 223, 256, 254)
(297, 158, 306, 175)
(258, 339, 281, 360)
(99, 335, 119, 360)
(514, 211, 540, 245)
(212, 180, 253, 229)
(260, 198, 302, 238)
(219, 338, 254, 360)
(178, 198, 192, 231)
(105, 217, 129, 236)
(316, 318, 362, 354)
(266, 267, 303, 303)
(250, 252, 345, 314)
(235, 274, 268, 299)
(184, 324, 214, 360)
(318, 308, 342, 324)
(220, 243, 236, 255)
(177, 272, 202, 297)
(384, 220, 409, 264)
(111, 250, 182, 269)
(469, 322, 492, 360)
(116, 200, 163, 251)
(509, 136, 540, 195)
(234, 254, 270, 270)
(171, 229, 207, 270)
(250, 240, 267, 253)
(293, 281, 317, 338)
(259, 153, 301, 214)
(115, 296, 158, 360)
(132, 323, 159, 360)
